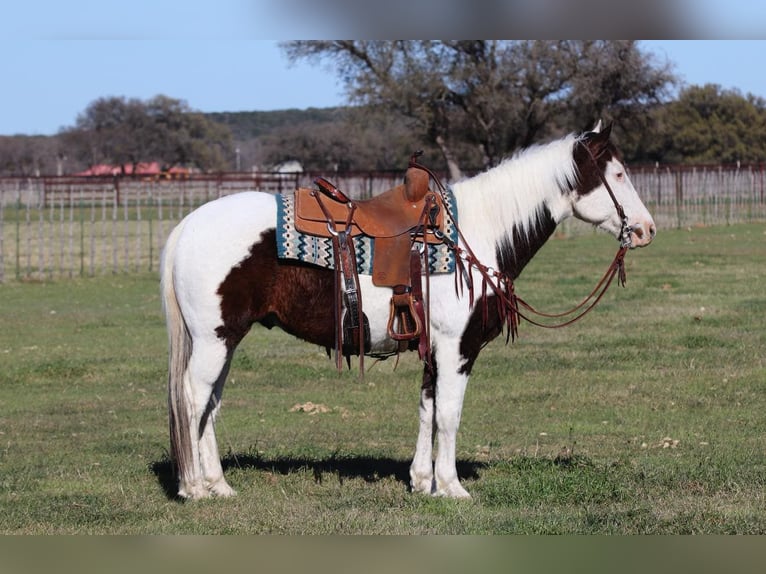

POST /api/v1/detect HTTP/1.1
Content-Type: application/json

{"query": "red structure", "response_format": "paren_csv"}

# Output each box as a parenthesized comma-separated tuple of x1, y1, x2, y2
(74, 162, 189, 178)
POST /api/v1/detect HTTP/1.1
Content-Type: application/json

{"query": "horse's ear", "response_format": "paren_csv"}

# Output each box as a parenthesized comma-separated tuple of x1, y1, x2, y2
(583, 121, 613, 155)
(587, 120, 612, 138)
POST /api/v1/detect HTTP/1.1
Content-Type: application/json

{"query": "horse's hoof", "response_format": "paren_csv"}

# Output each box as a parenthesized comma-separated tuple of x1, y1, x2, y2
(178, 482, 211, 500)
(409, 475, 435, 495)
(208, 479, 237, 498)
(434, 482, 472, 499)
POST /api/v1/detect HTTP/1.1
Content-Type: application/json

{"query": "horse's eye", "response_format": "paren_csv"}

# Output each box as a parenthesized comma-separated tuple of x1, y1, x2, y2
(615, 172, 625, 182)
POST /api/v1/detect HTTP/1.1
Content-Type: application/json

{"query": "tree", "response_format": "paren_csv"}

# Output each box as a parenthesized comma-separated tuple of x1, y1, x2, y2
(60, 95, 233, 172)
(281, 40, 675, 177)
(254, 106, 444, 172)
(565, 41, 674, 129)
(0, 135, 62, 176)
(648, 84, 766, 164)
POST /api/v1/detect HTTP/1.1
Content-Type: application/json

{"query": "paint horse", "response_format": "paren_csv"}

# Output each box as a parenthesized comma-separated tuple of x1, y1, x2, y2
(160, 122, 655, 500)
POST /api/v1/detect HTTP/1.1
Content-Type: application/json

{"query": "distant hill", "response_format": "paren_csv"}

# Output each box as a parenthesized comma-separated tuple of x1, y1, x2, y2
(0, 106, 438, 175)
(206, 107, 351, 140)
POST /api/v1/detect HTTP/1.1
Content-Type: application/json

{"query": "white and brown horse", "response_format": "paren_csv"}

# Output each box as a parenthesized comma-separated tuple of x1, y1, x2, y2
(160, 123, 655, 500)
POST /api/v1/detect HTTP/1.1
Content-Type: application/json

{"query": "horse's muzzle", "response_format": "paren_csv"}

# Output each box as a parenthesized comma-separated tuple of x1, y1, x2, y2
(628, 220, 656, 248)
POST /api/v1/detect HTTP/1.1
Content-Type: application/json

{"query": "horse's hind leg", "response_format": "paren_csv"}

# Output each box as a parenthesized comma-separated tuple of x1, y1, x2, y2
(180, 337, 236, 498)
(197, 346, 237, 497)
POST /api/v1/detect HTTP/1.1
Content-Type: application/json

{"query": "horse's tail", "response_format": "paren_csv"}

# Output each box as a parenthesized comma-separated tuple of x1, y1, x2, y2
(160, 218, 194, 482)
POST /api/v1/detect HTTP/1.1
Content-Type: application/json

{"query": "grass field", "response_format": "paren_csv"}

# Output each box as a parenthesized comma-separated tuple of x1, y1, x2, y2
(0, 223, 764, 534)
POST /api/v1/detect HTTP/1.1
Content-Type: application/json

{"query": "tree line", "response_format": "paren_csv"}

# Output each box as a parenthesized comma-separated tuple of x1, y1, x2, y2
(2, 41, 766, 177)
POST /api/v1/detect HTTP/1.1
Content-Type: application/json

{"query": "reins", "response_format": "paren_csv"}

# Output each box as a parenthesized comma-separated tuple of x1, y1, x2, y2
(409, 140, 632, 342)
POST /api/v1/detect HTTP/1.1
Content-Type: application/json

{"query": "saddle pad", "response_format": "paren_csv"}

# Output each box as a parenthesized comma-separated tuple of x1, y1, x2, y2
(275, 187, 459, 276)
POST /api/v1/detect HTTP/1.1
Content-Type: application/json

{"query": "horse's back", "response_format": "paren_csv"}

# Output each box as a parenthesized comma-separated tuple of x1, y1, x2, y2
(175, 191, 276, 264)
(182, 191, 276, 237)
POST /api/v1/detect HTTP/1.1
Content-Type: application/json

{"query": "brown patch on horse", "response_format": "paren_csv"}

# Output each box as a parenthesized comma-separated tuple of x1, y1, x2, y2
(573, 129, 619, 196)
(459, 203, 557, 375)
(421, 348, 439, 399)
(215, 229, 336, 351)
(458, 296, 504, 376)
(495, 205, 557, 281)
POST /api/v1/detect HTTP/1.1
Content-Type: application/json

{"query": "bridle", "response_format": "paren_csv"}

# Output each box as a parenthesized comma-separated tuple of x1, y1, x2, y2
(409, 140, 634, 343)
(582, 142, 634, 250)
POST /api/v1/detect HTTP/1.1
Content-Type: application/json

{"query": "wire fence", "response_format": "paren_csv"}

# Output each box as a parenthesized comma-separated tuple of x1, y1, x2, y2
(1, 164, 765, 282)
(629, 163, 766, 230)
(0, 171, 399, 283)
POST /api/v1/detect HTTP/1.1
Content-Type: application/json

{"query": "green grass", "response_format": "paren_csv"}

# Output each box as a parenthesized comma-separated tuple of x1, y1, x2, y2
(0, 223, 765, 533)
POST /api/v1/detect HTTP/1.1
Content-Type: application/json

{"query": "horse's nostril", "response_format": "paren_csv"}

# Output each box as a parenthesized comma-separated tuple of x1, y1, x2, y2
(633, 226, 644, 239)
(649, 224, 657, 238)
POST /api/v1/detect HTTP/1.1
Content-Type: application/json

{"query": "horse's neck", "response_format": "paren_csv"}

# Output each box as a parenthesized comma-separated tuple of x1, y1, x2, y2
(494, 203, 558, 279)
(452, 138, 575, 279)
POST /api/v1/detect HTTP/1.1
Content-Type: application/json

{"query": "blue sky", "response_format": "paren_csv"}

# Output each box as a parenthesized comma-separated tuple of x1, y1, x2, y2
(1, 40, 344, 135)
(2, 2, 766, 135)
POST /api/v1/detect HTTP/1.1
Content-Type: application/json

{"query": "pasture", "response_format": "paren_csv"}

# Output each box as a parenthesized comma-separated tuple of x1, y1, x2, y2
(0, 223, 764, 534)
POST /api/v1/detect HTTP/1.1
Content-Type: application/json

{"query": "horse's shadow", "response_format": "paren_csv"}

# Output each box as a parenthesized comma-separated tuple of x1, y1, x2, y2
(150, 453, 487, 500)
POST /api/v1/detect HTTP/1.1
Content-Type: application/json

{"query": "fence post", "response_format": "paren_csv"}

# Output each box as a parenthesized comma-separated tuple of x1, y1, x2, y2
(37, 180, 45, 279)
(111, 185, 118, 275)
(123, 182, 129, 273)
(675, 170, 683, 229)
(148, 183, 154, 273)
(0, 188, 4, 284)
(79, 188, 85, 277)
(157, 189, 164, 262)
(16, 183, 21, 280)
(760, 164, 765, 221)
(654, 162, 661, 207)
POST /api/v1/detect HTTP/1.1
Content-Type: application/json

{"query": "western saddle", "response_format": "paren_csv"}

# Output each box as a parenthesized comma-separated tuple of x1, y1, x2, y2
(293, 155, 448, 370)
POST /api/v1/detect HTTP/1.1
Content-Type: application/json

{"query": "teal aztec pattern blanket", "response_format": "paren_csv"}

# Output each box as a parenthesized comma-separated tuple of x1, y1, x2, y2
(276, 187, 458, 276)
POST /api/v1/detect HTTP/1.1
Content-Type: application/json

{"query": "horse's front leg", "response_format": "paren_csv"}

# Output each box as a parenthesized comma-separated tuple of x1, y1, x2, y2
(409, 365, 437, 494)
(432, 357, 471, 499)
(410, 339, 472, 499)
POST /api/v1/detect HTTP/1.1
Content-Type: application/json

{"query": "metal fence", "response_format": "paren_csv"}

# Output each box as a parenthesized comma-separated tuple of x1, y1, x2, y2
(1, 165, 764, 282)
(0, 171, 401, 283)
(629, 163, 766, 229)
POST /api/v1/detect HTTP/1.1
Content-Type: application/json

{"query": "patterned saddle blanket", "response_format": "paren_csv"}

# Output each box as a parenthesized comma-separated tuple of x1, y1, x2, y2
(275, 187, 459, 276)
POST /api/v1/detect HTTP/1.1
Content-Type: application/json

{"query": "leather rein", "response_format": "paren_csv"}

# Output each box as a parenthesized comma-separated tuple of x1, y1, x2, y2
(411, 141, 633, 342)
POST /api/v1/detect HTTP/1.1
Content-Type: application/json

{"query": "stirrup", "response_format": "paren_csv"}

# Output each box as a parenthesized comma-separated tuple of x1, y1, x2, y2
(387, 291, 422, 341)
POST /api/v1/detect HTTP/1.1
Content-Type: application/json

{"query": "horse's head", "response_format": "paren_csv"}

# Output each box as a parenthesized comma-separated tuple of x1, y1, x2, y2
(571, 122, 656, 248)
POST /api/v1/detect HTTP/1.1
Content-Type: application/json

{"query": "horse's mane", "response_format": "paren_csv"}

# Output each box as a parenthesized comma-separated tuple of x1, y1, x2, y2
(455, 134, 579, 248)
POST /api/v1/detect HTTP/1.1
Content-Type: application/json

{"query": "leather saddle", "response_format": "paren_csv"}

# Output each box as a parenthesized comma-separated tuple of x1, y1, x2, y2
(294, 166, 445, 287)
(291, 160, 447, 366)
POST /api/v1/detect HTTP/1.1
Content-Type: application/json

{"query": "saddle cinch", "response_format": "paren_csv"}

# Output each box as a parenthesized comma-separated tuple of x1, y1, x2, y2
(293, 162, 447, 369)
